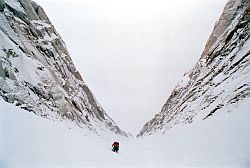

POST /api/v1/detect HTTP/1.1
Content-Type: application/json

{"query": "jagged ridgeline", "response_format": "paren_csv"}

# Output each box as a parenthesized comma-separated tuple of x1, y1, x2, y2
(138, 0, 250, 137)
(0, 0, 128, 136)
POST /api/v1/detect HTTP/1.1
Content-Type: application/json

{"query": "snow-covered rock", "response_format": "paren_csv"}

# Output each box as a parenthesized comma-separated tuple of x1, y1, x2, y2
(0, 0, 128, 136)
(138, 0, 250, 136)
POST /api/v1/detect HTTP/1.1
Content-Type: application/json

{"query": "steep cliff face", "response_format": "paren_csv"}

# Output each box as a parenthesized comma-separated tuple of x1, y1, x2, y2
(138, 0, 250, 136)
(0, 0, 127, 136)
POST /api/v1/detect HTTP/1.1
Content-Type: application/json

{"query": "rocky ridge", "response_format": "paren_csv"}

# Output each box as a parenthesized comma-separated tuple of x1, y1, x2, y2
(138, 0, 250, 136)
(0, 0, 127, 136)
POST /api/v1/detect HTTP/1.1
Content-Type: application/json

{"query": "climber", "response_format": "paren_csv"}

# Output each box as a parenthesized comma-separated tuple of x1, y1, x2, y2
(112, 141, 119, 153)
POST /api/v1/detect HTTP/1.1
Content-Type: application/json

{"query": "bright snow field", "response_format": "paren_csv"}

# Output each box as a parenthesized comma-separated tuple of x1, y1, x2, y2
(0, 98, 250, 168)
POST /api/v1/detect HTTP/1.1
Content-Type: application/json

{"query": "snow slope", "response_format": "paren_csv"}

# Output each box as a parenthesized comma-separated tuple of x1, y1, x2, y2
(1, 97, 250, 168)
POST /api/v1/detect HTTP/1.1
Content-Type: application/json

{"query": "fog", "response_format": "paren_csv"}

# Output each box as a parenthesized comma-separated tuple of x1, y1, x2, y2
(35, 0, 228, 135)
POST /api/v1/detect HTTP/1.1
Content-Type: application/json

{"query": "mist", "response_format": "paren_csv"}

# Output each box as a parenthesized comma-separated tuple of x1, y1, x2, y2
(35, 0, 228, 135)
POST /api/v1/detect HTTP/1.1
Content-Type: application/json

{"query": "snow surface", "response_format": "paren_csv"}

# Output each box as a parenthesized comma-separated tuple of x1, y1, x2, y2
(1, 97, 250, 168)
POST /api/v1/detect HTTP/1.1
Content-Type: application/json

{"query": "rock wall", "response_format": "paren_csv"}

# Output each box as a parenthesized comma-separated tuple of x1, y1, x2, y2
(138, 0, 250, 137)
(0, 0, 128, 136)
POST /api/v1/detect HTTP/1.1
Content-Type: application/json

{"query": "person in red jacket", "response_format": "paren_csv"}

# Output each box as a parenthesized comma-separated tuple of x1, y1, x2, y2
(112, 141, 119, 153)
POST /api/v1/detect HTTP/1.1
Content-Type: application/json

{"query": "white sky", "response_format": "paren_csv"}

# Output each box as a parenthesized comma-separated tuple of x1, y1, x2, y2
(35, 0, 228, 135)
